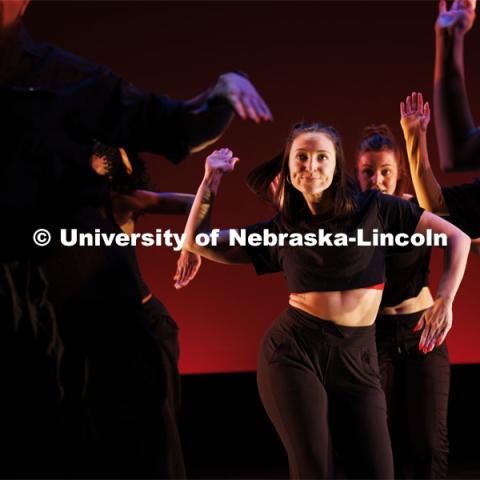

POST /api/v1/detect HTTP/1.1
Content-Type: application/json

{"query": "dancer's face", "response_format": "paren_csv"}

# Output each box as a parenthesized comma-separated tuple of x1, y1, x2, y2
(0, 0, 29, 34)
(288, 132, 336, 197)
(357, 150, 398, 195)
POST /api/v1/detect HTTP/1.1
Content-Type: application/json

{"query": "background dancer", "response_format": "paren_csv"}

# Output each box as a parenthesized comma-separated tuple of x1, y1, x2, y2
(356, 125, 449, 478)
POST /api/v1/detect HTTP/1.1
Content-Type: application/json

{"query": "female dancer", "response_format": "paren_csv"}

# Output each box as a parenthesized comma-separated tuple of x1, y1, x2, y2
(183, 123, 469, 479)
(91, 143, 201, 478)
(356, 125, 450, 478)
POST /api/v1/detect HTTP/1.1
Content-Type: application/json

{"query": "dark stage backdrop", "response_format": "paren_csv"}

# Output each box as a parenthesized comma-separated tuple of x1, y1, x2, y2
(26, 1, 480, 373)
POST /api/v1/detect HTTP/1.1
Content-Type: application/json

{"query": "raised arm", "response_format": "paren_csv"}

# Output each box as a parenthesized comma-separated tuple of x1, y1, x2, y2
(184, 73, 273, 154)
(413, 211, 470, 352)
(93, 72, 272, 163)
(434, 0, 479, 171)
(183, 148, 251, 265)
(400, 92, 449, 215)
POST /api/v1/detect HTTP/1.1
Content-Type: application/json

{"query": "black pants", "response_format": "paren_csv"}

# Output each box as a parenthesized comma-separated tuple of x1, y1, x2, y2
(42, 209, 170, 478)
(257, 306, 394, 479)
(376, 311, 450, 479)
(143, 295, 185, 479)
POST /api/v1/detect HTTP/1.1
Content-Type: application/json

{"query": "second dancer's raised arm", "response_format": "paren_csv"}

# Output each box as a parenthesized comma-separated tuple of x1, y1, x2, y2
(400, 92, 449, 215)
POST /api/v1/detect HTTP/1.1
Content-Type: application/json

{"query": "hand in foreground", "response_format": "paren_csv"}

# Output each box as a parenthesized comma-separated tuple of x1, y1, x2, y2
(211, 72, 273, 123)
(174, 250, 202, 289)
(435, 0, 476, 36)
(205, 148, 240, 176)
(413, 297, 453, 353)
(400, 92, 431, 138)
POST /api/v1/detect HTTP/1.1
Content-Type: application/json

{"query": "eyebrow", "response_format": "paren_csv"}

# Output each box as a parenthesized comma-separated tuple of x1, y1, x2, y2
(294, 148, 332, 153)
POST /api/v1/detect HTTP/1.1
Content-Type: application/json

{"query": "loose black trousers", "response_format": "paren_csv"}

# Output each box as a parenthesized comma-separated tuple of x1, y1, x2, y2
(376, 311, 450, 479)
(143, 295, 185, 479)
(257, 306, 394, 479)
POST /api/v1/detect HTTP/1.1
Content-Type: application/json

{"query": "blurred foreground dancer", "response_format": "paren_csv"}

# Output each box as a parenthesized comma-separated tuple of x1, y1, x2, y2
(0, 1, 271, 476)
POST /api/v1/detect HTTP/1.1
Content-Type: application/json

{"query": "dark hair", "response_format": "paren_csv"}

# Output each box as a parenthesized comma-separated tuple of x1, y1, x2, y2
(356, 125, 409, 196)
(247, 122, 357, 227)
(92, 141, 150, 194)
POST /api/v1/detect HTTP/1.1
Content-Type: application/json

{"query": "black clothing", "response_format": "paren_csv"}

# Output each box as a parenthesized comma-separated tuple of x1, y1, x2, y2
(245, 190, 423, 292)
(257, 307, 394, 479)
(1, 27, 200, 477)
(245, 190, 422, 477)
(381, 244, 430, 307)
(377, 198, 448, 478)
(1, 28, 190, 261)
(376, 312, 450, 479)
(381, 197, 431, 308)
(143, 296, 185, 479)
(442, 179, 480, 238)
(126, 243, 184, 477)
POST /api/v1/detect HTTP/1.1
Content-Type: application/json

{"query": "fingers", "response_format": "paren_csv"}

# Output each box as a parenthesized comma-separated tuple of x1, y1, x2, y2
(400, 101, 406, 117)
(174, 252, 202, 289)
(174, 262, 192, 289)
(222, 74, 272, 123)
(413, 314, 425, 333)
(229, 96, 248, 120)
(419, 321, 432, 353)
(436, 325, 451, 347)
(208, 148, 234, 159)
(424, 101, 431, 123)
(239, 94, 261, 124)
(423, 326, 438, 353)
(173, 263, 186, 289)
(258, 96, 273, 121)
(418, 308, 438, 353)
(439, 0, 447, 13)
(412, 91, 417, 111)
(251, 96, 271, 123)
(417, 92, 424, 113)
(406, 95, 412, 114)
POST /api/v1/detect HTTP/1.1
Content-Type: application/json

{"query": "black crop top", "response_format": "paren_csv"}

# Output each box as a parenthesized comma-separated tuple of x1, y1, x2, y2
(244, 190, 424, 293)
(442, 179, 480, 238)
(381, 197, 431, 307)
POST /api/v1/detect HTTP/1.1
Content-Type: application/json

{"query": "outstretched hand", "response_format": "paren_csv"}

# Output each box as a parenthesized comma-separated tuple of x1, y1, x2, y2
(413, 297, 453, 353)
(211, 73, 273, 123)
(400, 92, 431, 138)
(436, 0, 476, 36)
(174, 250, 202, 289)
(205, 148, 240, 176)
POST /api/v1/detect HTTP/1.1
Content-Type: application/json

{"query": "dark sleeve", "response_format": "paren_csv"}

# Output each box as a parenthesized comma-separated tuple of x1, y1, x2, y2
(377, 193, 424, 236)
(442, 180, 480, 238)
(242, 217, 282, 275)
(75, 67, 191, 164)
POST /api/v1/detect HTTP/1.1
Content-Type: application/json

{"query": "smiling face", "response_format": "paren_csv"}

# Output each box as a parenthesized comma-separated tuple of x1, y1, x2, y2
(288, 132, 337, 199)
(357, 150, 399, 195)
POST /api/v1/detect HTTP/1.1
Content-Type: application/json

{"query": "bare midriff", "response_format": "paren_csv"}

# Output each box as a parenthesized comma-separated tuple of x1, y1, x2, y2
(289, 289, 383, 327)
(379, 286, 433, 315)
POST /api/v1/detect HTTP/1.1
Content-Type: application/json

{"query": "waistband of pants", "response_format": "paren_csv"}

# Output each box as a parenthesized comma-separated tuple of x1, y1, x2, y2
(280, 306, 376, 345)
(376, 309, 426, 333)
